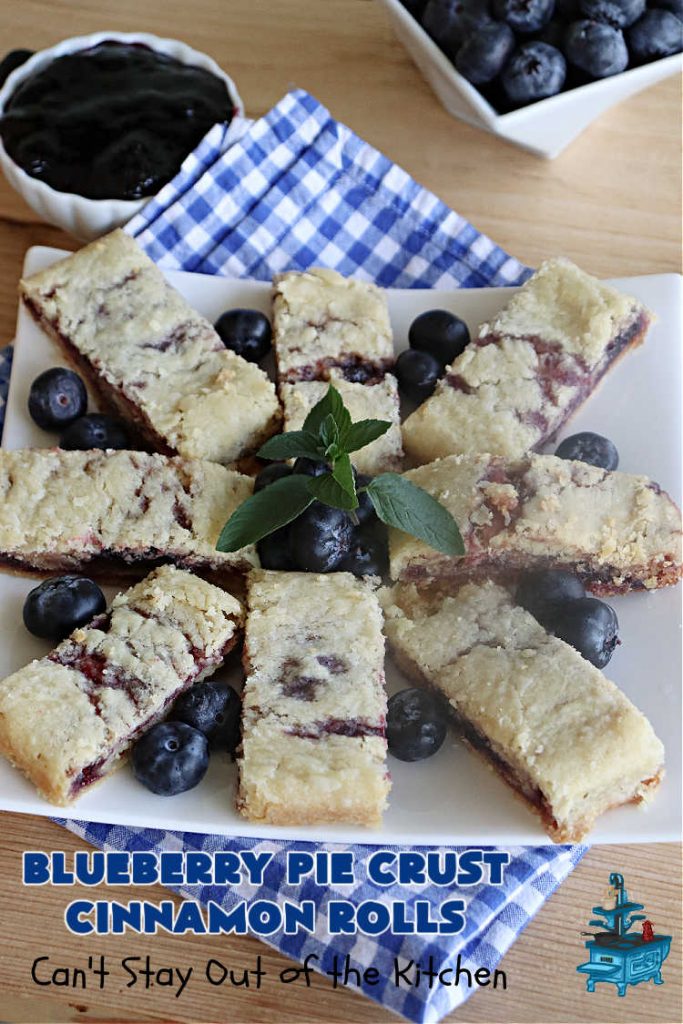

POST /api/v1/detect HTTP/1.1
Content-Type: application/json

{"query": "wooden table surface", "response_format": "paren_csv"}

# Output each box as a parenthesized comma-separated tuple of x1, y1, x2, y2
(0, 2, 681, 1022)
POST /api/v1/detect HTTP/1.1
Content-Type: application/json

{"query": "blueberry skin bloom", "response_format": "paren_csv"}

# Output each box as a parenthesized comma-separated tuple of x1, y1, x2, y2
(501, 42, 567, 104)
(564, 20, 630, 76)
(28, 367, 87, 431)
(555, 431, 619, 470)
(493, 0, 556, 33)
(651, 0, 683, 23)
(132, 722, 210, 796)
(455, 22, 516, 84)
(627, 9, 683, 60)
(579, 0, 645, 28)
(422, 0, 492, 53)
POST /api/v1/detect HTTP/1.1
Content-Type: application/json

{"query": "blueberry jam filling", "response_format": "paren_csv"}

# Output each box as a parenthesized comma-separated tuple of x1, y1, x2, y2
(0, 42, 234, 200)
(285, 356, 395, 386)
(287, 718, 385, 740)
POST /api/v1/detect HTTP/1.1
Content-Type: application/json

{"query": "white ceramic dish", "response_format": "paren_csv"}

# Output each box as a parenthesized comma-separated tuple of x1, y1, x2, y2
(377, 0, 683, 158)
(1, 246, 681, 845)
(0, 32, 243, 241)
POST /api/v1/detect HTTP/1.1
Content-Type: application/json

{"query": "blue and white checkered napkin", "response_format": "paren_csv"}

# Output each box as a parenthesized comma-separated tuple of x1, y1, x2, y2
(1, 89, 585, 1023)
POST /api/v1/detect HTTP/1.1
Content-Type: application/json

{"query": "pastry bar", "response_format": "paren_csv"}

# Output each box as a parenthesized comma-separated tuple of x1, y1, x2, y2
(272, 268, 404, 474)
(0, 566, 243, 804)
(389, 453, 682, 594)
(272, 267, 394, 384)
(402, 259, 651, 464)
(280, 378, 403, 474)
(20, 230, 281, 466)
(238, 570, 390, 826)
(0, 448, 257, 575)
(381, 580, 664, 842)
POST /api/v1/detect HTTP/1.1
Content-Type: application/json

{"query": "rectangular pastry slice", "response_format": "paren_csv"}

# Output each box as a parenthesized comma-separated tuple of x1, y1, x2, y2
(402, 259, 651, 464)
(20, 230, 281, 466)
(0, 448, 257, 576)
(238, 570, 390, 826)
(0, 566, 243, 804)
(280, 378, 403, 474)
(389, 453, 682, 594)
(381, 580, 664, 842)
(272, 268, 403, 474)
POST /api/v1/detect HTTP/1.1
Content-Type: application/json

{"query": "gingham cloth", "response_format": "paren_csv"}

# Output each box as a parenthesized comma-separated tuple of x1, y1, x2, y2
(0, 89, 586, 1023)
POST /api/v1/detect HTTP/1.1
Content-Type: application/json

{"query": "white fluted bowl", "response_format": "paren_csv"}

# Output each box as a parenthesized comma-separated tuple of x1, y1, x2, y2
(0, 31, 244, 240)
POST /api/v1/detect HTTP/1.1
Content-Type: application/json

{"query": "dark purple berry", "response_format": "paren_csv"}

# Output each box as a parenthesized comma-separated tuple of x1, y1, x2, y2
(555, 432, 619, 470)
(545, 597, 619, 668)
(59, 414, 130, 451)
(493, 0, 555, 32)
(387, 688, 448, 762)
(564, 20, 630, 76)
(253, 463, 293, 492)
(339, 522, 389, 577)
(214, 309, 272, 363)
(0, 49, 34, 88)
(257, 524, 296, 571)
(409, 309, 471, 367)
(516, 570, 587, 628)
(502, 42, 567, 104)
(23, 575, 106, 642)
(395, 349, 442, 404)
(627, 9, 683, 59)
(28, 368, 87, 430)
(292, 457, 329, 477)
(579, 0, 645, 28)
(173, 680, 241, 753)
(422, 0, 493, 54)
(132, 722, 209, 796)
(289, 503, 352, 573)
(456, 23, 516, 84)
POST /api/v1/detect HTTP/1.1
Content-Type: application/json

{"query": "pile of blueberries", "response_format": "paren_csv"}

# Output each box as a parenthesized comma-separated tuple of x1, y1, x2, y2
(401, 0, 682, 108)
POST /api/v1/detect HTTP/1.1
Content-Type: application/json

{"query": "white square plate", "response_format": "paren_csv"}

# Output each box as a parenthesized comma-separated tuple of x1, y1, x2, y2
(1, 246, 681, 846)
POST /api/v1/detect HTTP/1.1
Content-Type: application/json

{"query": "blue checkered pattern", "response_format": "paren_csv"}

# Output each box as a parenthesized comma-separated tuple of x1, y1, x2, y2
(0, 89, 584, 1023)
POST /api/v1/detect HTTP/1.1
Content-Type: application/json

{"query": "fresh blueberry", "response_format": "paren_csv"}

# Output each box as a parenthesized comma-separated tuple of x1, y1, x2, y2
(214, 309, 272, 363)
(422, 0, 492, 54)
(253, 462, 293, 492)
(0, 49, 34, 88)
(455, 22, 516, 83)
(627, 9, 683, 59)
(387, 688, 448, 762)
(132, 721, 209, 796)
(409, 310, 471, 368)
(28, 368, 87, 431)
(650, 0, 683, 22)
(289, 503, 352, 573)
(395, 349, 442, 404)
(501, 42, 567, 103)
(257, 524, 296, 571)
(173, 680, 241, 753)
(493, 0, 555, 32)
(516, 570, 587, 627)
(544, 597, 620, 668)
(354, 473, 377, 525)
(564, 20, 630, 76)
(59, 413, 130, 451)
(580, 0, 645, 28)
(555, 431, 619, 470)
(22, 575, 106, 642)
(339, 522, 389, 577)
(292, 456, 329, 477)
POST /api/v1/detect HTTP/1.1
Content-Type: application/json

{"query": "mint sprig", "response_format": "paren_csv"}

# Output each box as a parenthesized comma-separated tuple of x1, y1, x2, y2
(216, 384, 464, 558)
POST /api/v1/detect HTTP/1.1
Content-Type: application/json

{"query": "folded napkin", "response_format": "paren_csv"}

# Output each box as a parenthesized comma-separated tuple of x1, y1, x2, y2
(1, 89, 586, 1023)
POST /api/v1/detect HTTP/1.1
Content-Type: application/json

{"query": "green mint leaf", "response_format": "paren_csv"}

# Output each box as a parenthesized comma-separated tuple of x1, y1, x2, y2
(341, 418, 392, 454)
(216, 475, 314, 551)
(366, 474, 465, 556)
(331, 453, 356, 497)
(307, 472, 359, 511)
(257, 430, 325, 462)
(320, 414, 339, 453)
(302, 383, 352, 439)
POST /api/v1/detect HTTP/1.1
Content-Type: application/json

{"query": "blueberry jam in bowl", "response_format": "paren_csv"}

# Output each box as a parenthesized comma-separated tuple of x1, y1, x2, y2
(0, 32, 243, 240)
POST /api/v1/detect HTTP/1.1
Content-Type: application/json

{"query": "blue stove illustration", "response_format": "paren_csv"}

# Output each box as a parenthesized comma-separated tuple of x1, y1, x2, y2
(577, 872, 671, 997)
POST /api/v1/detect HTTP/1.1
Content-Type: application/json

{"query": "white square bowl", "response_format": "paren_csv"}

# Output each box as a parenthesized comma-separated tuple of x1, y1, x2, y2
(377, 0, 683, 158)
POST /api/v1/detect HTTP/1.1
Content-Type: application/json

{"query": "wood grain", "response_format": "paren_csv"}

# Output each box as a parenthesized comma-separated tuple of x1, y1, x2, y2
(0, 2, 681, 1021)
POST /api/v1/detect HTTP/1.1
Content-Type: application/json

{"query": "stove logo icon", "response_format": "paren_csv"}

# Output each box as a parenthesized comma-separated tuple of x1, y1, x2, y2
(577, 872, 671, 997)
